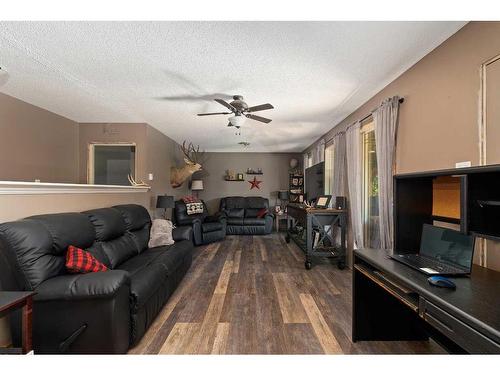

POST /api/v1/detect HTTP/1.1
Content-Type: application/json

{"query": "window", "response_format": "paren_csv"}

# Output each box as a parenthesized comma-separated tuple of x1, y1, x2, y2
(361, 119, 379, 248)
(88, 143, 137, 186)
(324, 142, 335, 195)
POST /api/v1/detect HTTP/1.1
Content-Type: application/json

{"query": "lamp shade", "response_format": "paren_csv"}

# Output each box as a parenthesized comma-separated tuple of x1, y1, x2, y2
(229, 114, 246, 127)
(278, 191, 289, 200)
(156, 195, 174, 209)
(191, 180, 204, 191)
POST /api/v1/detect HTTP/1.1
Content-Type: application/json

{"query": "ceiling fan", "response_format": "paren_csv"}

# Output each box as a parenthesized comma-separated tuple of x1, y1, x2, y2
(197, 95, 274, 128)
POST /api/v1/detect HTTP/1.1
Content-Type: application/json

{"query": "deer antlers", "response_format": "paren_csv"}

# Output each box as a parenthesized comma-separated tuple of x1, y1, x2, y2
(181, 141, 205, 165)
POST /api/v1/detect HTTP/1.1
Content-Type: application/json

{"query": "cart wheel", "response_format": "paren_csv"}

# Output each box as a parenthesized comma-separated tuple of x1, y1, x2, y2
(337, 260, 346, 270)
(305, 261, 312, 270)
(285, 234, 290, 243)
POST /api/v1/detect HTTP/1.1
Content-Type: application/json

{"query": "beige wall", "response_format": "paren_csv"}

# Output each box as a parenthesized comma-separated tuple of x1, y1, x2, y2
(304, 22, 500, 270)
(0, 192, 148, 222)
(145, 124, 190, 218)
(0, 92, 79, 183)
(196, 152, 300, 213)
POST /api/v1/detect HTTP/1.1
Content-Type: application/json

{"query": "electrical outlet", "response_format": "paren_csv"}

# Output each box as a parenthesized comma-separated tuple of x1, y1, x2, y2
(148, 173, 154, 181)
(455, 161, 471, 168)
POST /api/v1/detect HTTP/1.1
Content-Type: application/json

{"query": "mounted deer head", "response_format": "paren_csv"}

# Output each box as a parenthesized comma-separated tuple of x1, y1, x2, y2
(170, 141, 204, 188)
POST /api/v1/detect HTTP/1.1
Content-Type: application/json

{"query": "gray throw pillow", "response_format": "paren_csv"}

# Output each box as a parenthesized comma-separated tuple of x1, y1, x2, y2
(148, 219, 175, 248)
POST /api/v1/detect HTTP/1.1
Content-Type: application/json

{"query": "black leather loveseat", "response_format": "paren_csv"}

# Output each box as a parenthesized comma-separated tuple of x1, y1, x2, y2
(0, 204, 193, 354)
(219, 196, 273, 235)
(174, 199, 226, 246)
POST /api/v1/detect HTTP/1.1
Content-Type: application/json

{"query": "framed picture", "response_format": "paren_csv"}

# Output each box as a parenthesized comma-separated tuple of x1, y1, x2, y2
(237, 173, 244, 180)
(315, 195, 332, 208)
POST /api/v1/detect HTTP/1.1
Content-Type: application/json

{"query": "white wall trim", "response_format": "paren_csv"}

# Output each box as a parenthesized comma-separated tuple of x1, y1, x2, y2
(0, 181, 150, 195)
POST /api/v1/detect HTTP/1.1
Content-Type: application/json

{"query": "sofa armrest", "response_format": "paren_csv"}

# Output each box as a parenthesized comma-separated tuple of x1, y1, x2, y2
(205, 212, 226, 223)
(173, 226, 193, 242)
(191, 219, 203, 246)
(34, 270, 130, 302)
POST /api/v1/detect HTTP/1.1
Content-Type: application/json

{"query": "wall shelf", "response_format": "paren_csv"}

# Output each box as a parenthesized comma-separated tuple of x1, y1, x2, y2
(246, 172, 263, 175)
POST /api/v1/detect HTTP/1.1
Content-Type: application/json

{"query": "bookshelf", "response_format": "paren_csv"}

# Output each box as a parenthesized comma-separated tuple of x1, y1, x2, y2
(289, 173, 304, 203)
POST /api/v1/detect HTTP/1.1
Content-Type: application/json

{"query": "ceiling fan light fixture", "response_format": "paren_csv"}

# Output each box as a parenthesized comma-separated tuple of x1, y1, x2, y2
(229, 114, 246, 128)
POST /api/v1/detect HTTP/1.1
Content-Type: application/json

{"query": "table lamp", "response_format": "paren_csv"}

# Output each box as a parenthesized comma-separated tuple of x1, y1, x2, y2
(278, 190, 289, 210)
(191, 179, 204, 198)
(156, 195, 174, 219)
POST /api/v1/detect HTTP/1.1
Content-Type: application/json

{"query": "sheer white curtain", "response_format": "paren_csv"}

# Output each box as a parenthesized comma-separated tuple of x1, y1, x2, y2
(332, 133, 346, 198)
(346, 121, 363, 249)
(373, 96, 400, 249)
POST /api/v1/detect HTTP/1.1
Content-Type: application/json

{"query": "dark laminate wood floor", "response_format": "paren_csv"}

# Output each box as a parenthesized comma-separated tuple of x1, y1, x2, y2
(129, 234, 444, 354)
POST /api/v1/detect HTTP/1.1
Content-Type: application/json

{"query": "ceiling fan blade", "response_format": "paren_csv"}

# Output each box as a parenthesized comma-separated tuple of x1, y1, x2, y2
(245, 114, 272, 124)
(214, 99, 236, 112)
(246, 103, 274, 113)
(197, 112, 231, 116)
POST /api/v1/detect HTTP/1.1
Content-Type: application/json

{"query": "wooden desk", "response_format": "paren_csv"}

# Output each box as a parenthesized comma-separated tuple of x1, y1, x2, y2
(353, 248, 500, 353)
(0, 291, 35, 354)
(285, 203, 347, 270)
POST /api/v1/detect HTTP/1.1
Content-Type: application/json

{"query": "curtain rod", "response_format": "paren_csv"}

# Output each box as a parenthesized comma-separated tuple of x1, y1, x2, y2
(325, 97, 404, 144)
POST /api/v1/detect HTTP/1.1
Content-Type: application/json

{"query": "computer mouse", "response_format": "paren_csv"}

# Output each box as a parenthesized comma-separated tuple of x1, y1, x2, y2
(427, 276, 456, 289)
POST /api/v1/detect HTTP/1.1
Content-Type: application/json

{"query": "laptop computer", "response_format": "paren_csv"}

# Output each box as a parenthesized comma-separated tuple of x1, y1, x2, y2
(390, 224, 475, 276)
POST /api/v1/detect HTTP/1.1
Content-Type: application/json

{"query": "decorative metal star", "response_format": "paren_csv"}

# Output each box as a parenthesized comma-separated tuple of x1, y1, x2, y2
(248, 176, 262, 190)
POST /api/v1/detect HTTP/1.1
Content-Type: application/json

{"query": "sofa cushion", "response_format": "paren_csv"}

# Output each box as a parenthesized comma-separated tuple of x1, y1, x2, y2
(227, 217, 244, 226)
(0, 220, 63, 289)
(114, 205, 152, 253)
(243, 217, 266, 226)
(202, 222, 223, 233)
(113, 204, 151, 231)
(245, 208, 260, 218)
(84, 208, 126, 241)
(101, 233, 138, 269)
(227, 208, 244, 218)
(117, 243, 192, 312)
(27, 213, 95, 253)
(222, 196, 247, 209)
(128, 263, 168, 312)
(246, 197, 269, 209)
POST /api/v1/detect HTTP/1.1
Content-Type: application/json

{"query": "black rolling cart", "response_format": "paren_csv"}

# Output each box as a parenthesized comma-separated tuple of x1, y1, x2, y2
(285, 203, 347, 270)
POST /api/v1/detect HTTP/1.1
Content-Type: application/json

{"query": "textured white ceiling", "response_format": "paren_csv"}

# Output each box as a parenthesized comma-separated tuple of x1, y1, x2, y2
(0, 21, 466, 152)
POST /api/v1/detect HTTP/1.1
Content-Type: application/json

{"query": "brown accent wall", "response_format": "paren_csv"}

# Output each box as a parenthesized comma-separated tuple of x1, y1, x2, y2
(304, 22, 500, 271)
(306, 22, 500, 172)
(145, 125, 190, 218)
(78, 123, 148, 185)
(0, 92, 79, 183)
(78, 122, 191, 216)
(196, 152, 300, 213)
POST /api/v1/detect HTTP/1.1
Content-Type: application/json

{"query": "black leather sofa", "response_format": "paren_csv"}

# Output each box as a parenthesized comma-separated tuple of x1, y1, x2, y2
(174, 199, 226, 246)
(219, 197, 273, 235)
(0, 204, 193, 354)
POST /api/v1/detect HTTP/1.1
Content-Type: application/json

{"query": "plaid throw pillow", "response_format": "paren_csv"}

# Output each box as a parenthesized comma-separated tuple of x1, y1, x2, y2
(66, 245, 108, 273)
(257, 208, 268, 218)
(182, 195, 200, 204)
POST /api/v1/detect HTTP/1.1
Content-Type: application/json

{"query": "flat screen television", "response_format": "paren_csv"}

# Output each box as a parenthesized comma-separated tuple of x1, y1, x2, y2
(305, 162, 324, 202)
